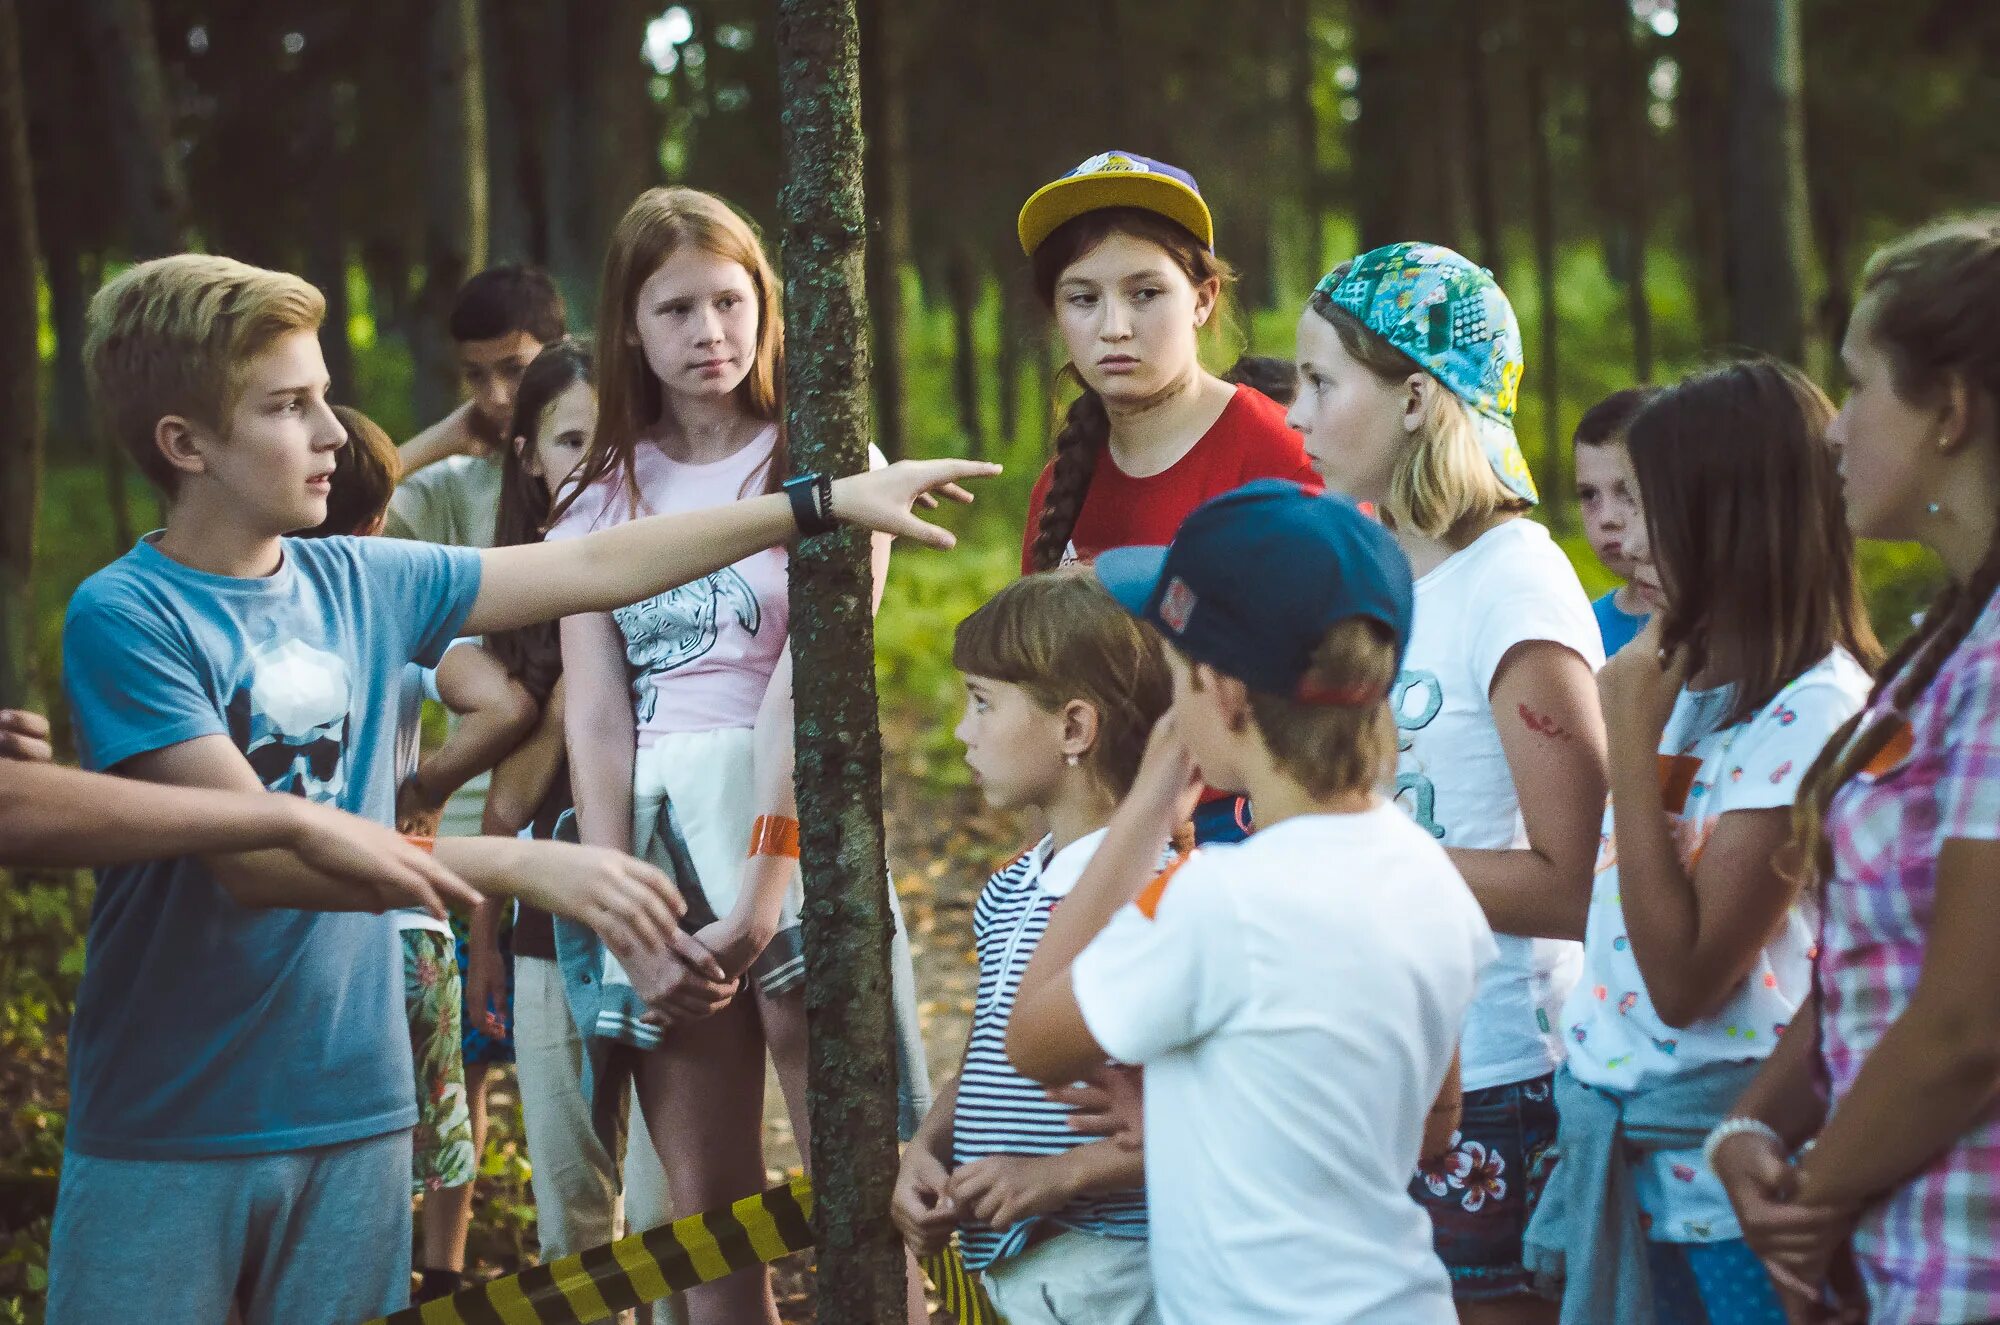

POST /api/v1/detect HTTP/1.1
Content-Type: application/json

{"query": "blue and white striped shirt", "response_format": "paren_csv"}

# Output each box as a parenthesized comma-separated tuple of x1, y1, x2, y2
(952, 829, 1149, 1270)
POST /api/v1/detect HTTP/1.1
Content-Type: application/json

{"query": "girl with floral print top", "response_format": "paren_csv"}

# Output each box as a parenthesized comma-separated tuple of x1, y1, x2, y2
(1525, 361, 1878, 1325)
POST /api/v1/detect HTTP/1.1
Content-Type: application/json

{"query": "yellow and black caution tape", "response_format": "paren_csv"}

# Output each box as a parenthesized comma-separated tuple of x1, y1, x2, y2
(364, 1173, 1001, 1325)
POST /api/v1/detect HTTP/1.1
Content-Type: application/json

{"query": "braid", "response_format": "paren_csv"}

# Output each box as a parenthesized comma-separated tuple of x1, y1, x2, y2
(1030, 368, 1109, 571)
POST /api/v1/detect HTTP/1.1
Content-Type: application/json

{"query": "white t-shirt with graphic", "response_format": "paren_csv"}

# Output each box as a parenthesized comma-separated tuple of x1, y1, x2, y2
(1072, 807, 1496, 1325)
(1394, 516, 1604, 1091)
(1563, 649, 1870, 1241)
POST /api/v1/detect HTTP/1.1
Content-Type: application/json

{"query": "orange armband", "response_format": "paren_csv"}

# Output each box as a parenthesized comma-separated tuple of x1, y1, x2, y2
(747, 815, 801, 860)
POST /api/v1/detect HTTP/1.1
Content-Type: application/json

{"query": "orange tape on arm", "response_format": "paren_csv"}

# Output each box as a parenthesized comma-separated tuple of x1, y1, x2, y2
(747, 815, 801, 860)
(403, 835, 437, 854)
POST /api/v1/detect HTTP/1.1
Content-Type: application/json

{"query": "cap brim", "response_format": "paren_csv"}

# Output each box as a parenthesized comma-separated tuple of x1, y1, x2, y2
(1018, 174, 1214, 257)
(1092, 545, 1170, 621)
(1470, 411, 1540, 506)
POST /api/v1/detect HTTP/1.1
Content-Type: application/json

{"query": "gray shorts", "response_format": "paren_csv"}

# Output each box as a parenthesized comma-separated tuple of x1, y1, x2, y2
(46, 1129, 413, 1325)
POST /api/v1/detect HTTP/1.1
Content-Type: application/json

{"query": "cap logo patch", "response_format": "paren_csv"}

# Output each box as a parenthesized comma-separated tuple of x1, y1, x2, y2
(1158, 576, 1197, 634)
(1078, 151, 1146, 175)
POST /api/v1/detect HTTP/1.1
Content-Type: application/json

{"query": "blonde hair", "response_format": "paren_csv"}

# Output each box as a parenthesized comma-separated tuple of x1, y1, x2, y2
(1307, 287, 1526, 543)
(552, 188, 785, 526)
(1245, 617, 1400, 798)
(84, 254, 326, 494)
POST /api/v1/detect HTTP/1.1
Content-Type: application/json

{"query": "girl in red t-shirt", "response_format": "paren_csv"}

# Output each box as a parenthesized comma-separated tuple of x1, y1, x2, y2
(1017, 152, 1317, 843)
(1016, 151, 1318, 578)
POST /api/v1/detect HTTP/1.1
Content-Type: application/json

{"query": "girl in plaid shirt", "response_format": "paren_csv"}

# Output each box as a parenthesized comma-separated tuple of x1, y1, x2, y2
(1712, 215, 2000, 1324)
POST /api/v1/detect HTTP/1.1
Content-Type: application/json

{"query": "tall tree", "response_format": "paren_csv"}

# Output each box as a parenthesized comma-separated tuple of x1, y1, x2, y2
(1524, 11, 1563, 527)
(775, 0, 907, 1321)
(411, 0, 488, 423)
(0, 0, 40, 708)
(860, 0, 911, 458)
(1724, 0, 1814, 362)
(947, 246, 984, 458)
(83, 0, 189, 259)
(1586, 1, 1654, 382)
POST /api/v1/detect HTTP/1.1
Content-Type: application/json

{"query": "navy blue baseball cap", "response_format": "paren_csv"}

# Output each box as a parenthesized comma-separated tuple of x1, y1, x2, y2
(1094, 481, 1415, 699)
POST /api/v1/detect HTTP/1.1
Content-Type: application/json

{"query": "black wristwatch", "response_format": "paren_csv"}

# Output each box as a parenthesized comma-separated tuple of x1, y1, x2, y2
(784, 471, 837, 536)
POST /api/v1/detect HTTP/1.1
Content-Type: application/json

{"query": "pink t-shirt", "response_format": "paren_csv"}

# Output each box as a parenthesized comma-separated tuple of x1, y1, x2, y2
(548, 426, 787, 741)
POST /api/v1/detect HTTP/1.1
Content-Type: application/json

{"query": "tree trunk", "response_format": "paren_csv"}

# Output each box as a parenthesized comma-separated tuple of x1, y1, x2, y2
(1678, 2, 1729, 350)
(0, 0, 40, 708)
(412, 0, 489, 425)
(992, 240, 1022, 452)
(1723, 0, 1813, 362)
(481, 0, 533, 265)
(860, 0, 911, 459)
(1525, 36, 1563, 529)
(303, 63, 353, 399)
(1352, 0, 1427, 249)
(1461, 12, 1504, 281)
(775, 2, 907, 1321)
(947, 247, 984, 458)
(81, 0, 187, 259)
(43, 228, 89, 449)
(1587, 0, 1652, 382)
(1291, 0, 1323, 274)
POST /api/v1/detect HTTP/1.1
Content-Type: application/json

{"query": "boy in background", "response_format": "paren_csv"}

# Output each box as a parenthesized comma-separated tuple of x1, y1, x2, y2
(1572, 387, 1658, 656)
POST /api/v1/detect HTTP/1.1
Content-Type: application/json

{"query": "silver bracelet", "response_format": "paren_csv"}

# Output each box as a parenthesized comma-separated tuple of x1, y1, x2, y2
(1702, 1116, 1784, 1172)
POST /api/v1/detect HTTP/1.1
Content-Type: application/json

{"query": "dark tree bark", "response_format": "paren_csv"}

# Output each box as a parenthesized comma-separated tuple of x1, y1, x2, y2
(542, 0, 656, 330)
(947, 246, 984, 458)
(1290, 0, 1323, 271)
(1525, 33, 1563, 528)
(1586, 1, 1653, 382)
(1677, 2, 1730, 350)
(412, 0, 488, 424)
(303, 58, 353, 398)
(993, 242, 1023, 452)
(776, 1, 907, 1320)
(481, 0, 534, 265)
(81, 0, 188, 260)
(1461, 12, 1504, 281)
(0, 0, 40, 707)
(860, 0, 911, 458)
(1353, 0, 1434, 249)
(42, 231, 90, 451)
(1723, 0, 1813, 361)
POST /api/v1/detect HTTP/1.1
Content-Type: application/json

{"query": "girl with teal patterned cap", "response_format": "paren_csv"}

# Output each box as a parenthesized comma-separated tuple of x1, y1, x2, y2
(1289, 242, 1609, 1325)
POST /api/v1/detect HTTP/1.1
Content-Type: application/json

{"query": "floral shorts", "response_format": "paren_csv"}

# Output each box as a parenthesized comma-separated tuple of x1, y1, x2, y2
(1411, 1070, 1559, 1301)
(403, 928, 476, 1195)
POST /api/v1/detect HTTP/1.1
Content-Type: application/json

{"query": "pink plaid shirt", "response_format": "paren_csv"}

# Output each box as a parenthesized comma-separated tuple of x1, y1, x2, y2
(1820, 594, 2000, 1324)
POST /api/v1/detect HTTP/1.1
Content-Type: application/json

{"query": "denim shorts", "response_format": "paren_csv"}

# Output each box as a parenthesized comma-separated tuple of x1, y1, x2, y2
(1411, 1070, 1559, 1301)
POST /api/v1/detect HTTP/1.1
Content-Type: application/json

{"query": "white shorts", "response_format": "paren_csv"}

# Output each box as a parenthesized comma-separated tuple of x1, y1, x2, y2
(604, 726, 805, 997)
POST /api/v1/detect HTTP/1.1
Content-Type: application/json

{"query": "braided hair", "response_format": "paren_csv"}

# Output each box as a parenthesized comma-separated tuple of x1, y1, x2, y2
(1790, 214, 2000, 884)
(1026, 207, 1233, 571)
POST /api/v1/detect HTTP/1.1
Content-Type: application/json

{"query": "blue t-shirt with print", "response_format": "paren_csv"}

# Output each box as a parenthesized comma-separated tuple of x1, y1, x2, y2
(1592, 588, 1648, 658)
(60, 534, 483, 1159)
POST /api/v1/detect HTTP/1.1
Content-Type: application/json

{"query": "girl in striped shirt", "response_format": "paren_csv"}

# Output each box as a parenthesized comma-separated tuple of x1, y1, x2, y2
(891, 569, 1174, 1325)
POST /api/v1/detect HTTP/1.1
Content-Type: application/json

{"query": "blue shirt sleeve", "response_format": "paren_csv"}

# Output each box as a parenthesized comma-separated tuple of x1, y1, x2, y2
(349, 537, 485, 668)
(62, 576, 226, 772)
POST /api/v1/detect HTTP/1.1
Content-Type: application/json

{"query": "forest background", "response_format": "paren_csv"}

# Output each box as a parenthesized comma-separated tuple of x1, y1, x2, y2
(1, 0, 1995, 1318)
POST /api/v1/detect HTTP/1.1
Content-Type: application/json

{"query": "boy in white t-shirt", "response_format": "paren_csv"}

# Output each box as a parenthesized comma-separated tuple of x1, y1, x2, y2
(1006, 481, 1497, 1325)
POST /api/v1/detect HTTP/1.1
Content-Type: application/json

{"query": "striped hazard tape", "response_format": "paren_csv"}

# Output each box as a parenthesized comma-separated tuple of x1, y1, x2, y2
(363, 1174, 1001, 1325)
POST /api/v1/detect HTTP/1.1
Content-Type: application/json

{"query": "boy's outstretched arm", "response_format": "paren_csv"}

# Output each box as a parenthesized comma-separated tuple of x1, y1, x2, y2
(460, 457, 997, 636)
(0, 752, 472, 917)
(1008, 716, 1203, 1083)
(115, 734, 709, 970)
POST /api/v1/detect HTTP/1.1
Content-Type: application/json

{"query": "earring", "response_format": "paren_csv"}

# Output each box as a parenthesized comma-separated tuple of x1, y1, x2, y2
(1064, 753, 1080, 767)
